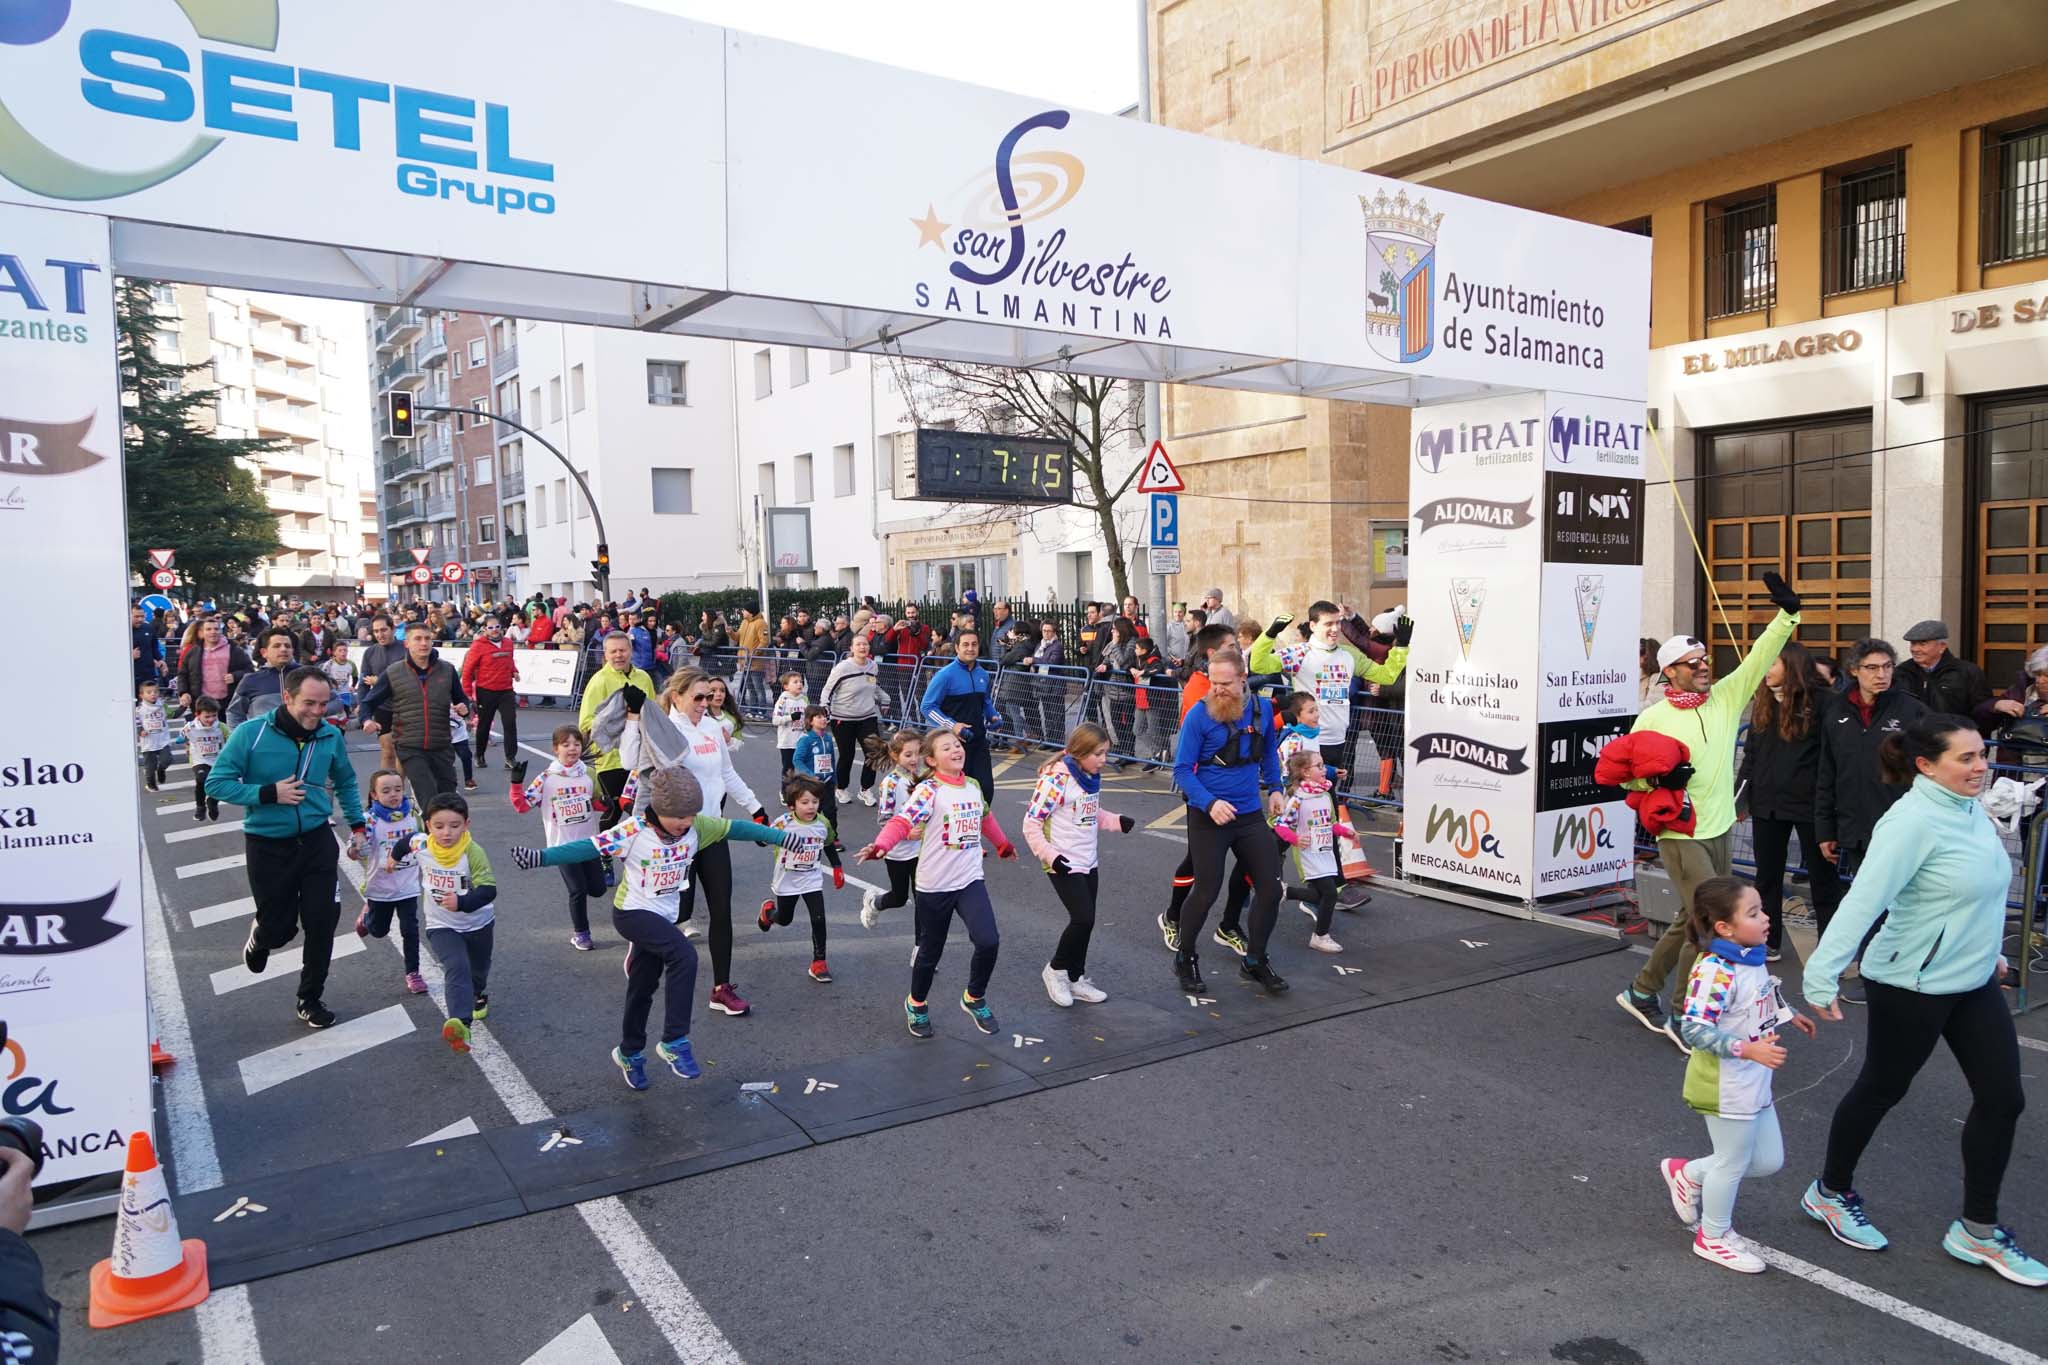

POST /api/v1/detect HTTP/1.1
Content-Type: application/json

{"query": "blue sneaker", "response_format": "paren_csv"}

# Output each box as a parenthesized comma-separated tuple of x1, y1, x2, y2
(612, 1046, 649, 1091)
(1801, 1181, 1888, 1251)
(959, 991, 998, 1035)
(1942, 1221, 2048, 1287)
(904, 996, 933, 1039)
(655, 1036, 701, 1080)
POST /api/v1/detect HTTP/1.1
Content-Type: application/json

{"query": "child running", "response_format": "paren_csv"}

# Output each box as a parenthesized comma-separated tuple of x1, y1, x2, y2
(1272, 750, 1358, 954)
(353, 768, 427, 994)
(322, 640, 359, 717)
(756, 775, 845, 982)
(510, 768, 785, 1089)
(449, 706, 477, 791)
(1659, 875, 1819, 1273)
(136, 679, 174, 792)
(707, 679, 743, 750)
(179, 696, 226, 821)
(792, 706, 838, 829)
(772, 673, 808, 776)
(1022, 723, 1134, 1006)
(858, 728, 1016, 1038)
(509, 725, 606, 951)
(859, 729, 923, 929)
(1276, 692, 1321, 768)
(391, 793, 499, 1052)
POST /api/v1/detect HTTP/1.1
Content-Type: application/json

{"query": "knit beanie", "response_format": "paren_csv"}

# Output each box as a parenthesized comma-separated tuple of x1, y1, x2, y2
(645, 767, 704, 821)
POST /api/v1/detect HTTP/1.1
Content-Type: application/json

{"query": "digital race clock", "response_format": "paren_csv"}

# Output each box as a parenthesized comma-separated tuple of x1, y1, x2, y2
(907, 429, 1074, 505)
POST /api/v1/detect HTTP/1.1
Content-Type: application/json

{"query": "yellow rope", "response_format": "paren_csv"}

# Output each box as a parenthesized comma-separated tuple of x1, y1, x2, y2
(1645, 415, 1735, 644)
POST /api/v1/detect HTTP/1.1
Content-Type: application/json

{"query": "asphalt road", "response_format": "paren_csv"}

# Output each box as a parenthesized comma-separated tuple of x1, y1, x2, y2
(36, 717, 2048, 1363)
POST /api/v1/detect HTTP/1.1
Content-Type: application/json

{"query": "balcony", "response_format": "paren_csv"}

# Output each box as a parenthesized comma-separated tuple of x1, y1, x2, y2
(503, 531, 529, 560)
(255, 402, 322, 443)
(278, 525, 328, 553)
(377, 354, 418, 392)
(267, 484, 325, 515)
(250, 323, 312, 364)
(424, 491, 456, 520)
(494, 411, 523, 443)
(381, 449, 421, 483)
(419, 428, 453, 469)
(376, 307, 422, 346)
(418, 325, 449, 368)
(500, 456, 525, 494)
(386, 497, 426, 527)
(491, 343, 518, 377)
(252, 361, 318, 402)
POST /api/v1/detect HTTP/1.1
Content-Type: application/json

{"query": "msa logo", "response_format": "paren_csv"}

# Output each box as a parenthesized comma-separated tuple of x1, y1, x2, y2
(1425, 805, 1503, 860)
(1554, 486, 1631, 519)
(1551, 807, 1616, 860)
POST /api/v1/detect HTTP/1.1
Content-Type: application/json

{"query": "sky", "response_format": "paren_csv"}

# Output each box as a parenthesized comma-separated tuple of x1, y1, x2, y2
(626, 0, 1141, 113)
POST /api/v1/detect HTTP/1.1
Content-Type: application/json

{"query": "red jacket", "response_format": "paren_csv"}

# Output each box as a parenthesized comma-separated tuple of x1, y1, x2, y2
(461, 636, 518, 693)
(883, 621, 932, 666)
(1594, 731, 1697, 837)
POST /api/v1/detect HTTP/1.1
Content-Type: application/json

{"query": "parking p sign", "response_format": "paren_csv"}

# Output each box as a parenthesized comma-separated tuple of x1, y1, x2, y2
(1150, 493, 1178, 549)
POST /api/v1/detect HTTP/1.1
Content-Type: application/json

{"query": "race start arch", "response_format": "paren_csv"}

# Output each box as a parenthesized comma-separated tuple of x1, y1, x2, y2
(0, 0, 1648, 1202)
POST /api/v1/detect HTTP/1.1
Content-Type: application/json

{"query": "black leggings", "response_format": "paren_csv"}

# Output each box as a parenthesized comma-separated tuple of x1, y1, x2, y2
(1046, 868, 1097, 980)
(772, 891, 828, 959)
(559, 858, 606, 935)
(1822, 978, 2025, 1224)
(831, 717, 880, 793)
(911, 880, 998, 1001)
(1179, 812, 1282, 964)
(473, 686, 518, 759)
(876, 858, 916, 911)
(1750, 816, 1845, 945)
(596, 768, 629, 832)
(1289, 875, 1341, 935)
(676, 839, 736, 986)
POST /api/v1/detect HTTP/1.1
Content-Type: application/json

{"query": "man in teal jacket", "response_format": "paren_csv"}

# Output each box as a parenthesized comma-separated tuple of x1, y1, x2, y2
(208, 666, 366, 1031)
(1617, 572, 1800, 1049)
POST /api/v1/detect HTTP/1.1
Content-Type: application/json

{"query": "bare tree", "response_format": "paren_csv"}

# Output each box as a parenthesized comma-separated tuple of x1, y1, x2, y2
(887, 355, 1146, 602)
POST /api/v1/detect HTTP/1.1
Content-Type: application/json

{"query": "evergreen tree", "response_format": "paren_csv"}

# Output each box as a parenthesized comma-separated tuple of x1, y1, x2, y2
(117, 280, 282, 599)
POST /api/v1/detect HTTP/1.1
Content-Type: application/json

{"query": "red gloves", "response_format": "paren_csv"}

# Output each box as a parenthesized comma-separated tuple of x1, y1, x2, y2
(831, 867, 845, 891)
(752, 808, 770, 825)
(995, 841, 1017, 860)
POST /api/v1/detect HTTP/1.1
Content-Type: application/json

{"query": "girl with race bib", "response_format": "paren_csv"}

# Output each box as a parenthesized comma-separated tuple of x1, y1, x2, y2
(510, 724, 607, 951)
(1022, 724, 1133, 1007)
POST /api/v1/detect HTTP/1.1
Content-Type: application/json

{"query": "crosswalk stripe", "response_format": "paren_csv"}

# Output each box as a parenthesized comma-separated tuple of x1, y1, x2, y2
(238, 1004, 415, 1095)
(163, 762, 193, 774)
(176, 853, 246, 879)
(411, 1117, 481, 1145)
(189, 897, 256, 928)
(156, 801, 196, 816)
(1145, 805, 1185, 830)
(163, 820, 245, 844)
(210, 934, 364, 995)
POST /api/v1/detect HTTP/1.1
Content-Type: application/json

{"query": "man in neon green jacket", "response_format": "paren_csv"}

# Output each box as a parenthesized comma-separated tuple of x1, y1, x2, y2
(579, 631, 656, 830)
(1617, 572, 1800, 1049)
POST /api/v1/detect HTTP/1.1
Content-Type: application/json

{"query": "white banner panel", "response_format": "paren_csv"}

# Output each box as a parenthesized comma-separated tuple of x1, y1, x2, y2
(0, 204, 150, 1187)
(395, 644, 579, 701)
(0, 0, 727, 289)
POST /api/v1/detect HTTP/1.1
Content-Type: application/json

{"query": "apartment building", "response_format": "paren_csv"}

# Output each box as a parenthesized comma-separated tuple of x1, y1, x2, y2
(151, 283, 379, 599)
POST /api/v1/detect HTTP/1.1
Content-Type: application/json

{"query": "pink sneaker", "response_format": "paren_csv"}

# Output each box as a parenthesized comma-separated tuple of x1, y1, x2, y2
(709, 982, 751, 1016)
(1692, 1227, 1765, 1274)
(404, 971, 428, 994)
(1660, 1158, 1701, 1227)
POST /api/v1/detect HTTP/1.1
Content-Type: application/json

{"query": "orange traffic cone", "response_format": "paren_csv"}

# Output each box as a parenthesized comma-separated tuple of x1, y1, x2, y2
(88, 1132, 208, 1328)
(149, 1040, 175, 1071)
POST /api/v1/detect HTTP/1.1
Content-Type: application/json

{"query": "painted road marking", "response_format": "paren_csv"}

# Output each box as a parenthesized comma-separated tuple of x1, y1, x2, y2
(802, 1078, 839, 1095)
(540, 1131, 585, 1153)
(157, 801, 197, 815)
(237, 1004, 416, 1096)
(335, 825, 746, 1364)
(522, 1314, 625, 1365)
(190, 897, 257, 929)
(211, 1196, 269, 1222)
(2018, 1035, 2046, 1055)
(164, 819, 245, 843)
(177, 853, 247, 880)
(412, 1117, 481, 1145)
(1749, 1239, 2046, 1365)
(1145, 806, 1185, 830)
(210, 934, 364, 995)
(140, 820, 266, 1364)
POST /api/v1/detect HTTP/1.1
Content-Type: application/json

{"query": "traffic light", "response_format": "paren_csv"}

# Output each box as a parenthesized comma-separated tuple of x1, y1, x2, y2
(592, 543, 611, 596)
(388, 390, 414, 438)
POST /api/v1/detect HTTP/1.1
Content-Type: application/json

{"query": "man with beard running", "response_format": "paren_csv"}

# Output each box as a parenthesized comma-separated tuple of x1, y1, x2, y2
(1168, 650, 1286, 995)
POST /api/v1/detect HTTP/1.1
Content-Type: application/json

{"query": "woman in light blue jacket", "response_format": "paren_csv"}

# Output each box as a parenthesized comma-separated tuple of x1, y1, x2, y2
(1798, 714, 2042, 1287)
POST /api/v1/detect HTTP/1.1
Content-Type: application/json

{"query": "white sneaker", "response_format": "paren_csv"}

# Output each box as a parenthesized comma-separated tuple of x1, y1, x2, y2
(1693, 1228, 1765, 1274)
(860, 889, 880, 929)
(858, 788, 877, 807)
(681, 921, 701, 939)
(1042, 963, 1074, 1007)
(1309, 933, 1343, 954)
(1068, 976, 1107, 1003)
(1660, 1158, 1701, 1227)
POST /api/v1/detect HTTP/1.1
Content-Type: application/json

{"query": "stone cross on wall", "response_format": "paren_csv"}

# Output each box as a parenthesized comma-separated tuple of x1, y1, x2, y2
(1210, 40, 1252, 122)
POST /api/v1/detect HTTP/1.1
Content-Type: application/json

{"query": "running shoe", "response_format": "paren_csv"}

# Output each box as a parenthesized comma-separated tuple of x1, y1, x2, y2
(1068, 976, 1107, 1004)
(808, 959, 832, 983)
(354, 906, 371, 937)
(682, 921, 701, 939)
(1615, 987, 1667, 1032)
(1213, 926, 1250, 957)
(569, 931, 594, 951)
(905, 996, 933, 1039)
(1240, 959, 1290, 995)
(404, 971, 428, 994)
(1942, 1221, 2048, 1287)
(709, 983, 751, 1017)
(1336, 885, 1373, 911)
(860, 889, 880, 929)
(244, 924, 270, 974)
(193, 804, 207, 823)
(464, 779, 478, 792)
(1042, 963, 1074, 1007)
(1692, 1228, 1765, 1274)
(1174, 954, 1204, 993)
(959, 991, 998, 1034)
(655, 1037, 702, 1080)
(1309, 933, 1343, 954)
(207, 798, 220, 820)
(1801, 1181, 1889, 1251)
(1660, 1158, 1701, 1226)
(1157, 912, 1180, 953)
(473, 993, 489, 1022)
(613, 1046, 649, 1090)
(1662, 1017, 1692, 1055)
(1838, 976, 1866, 1005)
(1765, 947, 1783, 963)
(758, 898, 775, 932)
(442, 1018, 471, 1053)
(858, 788, 877, 807)
(296, 998, 335, 1029)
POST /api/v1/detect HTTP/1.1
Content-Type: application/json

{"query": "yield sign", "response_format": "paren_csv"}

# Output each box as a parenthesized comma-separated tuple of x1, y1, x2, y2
(147, 548, 175, 570)
(410, 546, 431, 565)
(1135, 439, 1184, 494)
